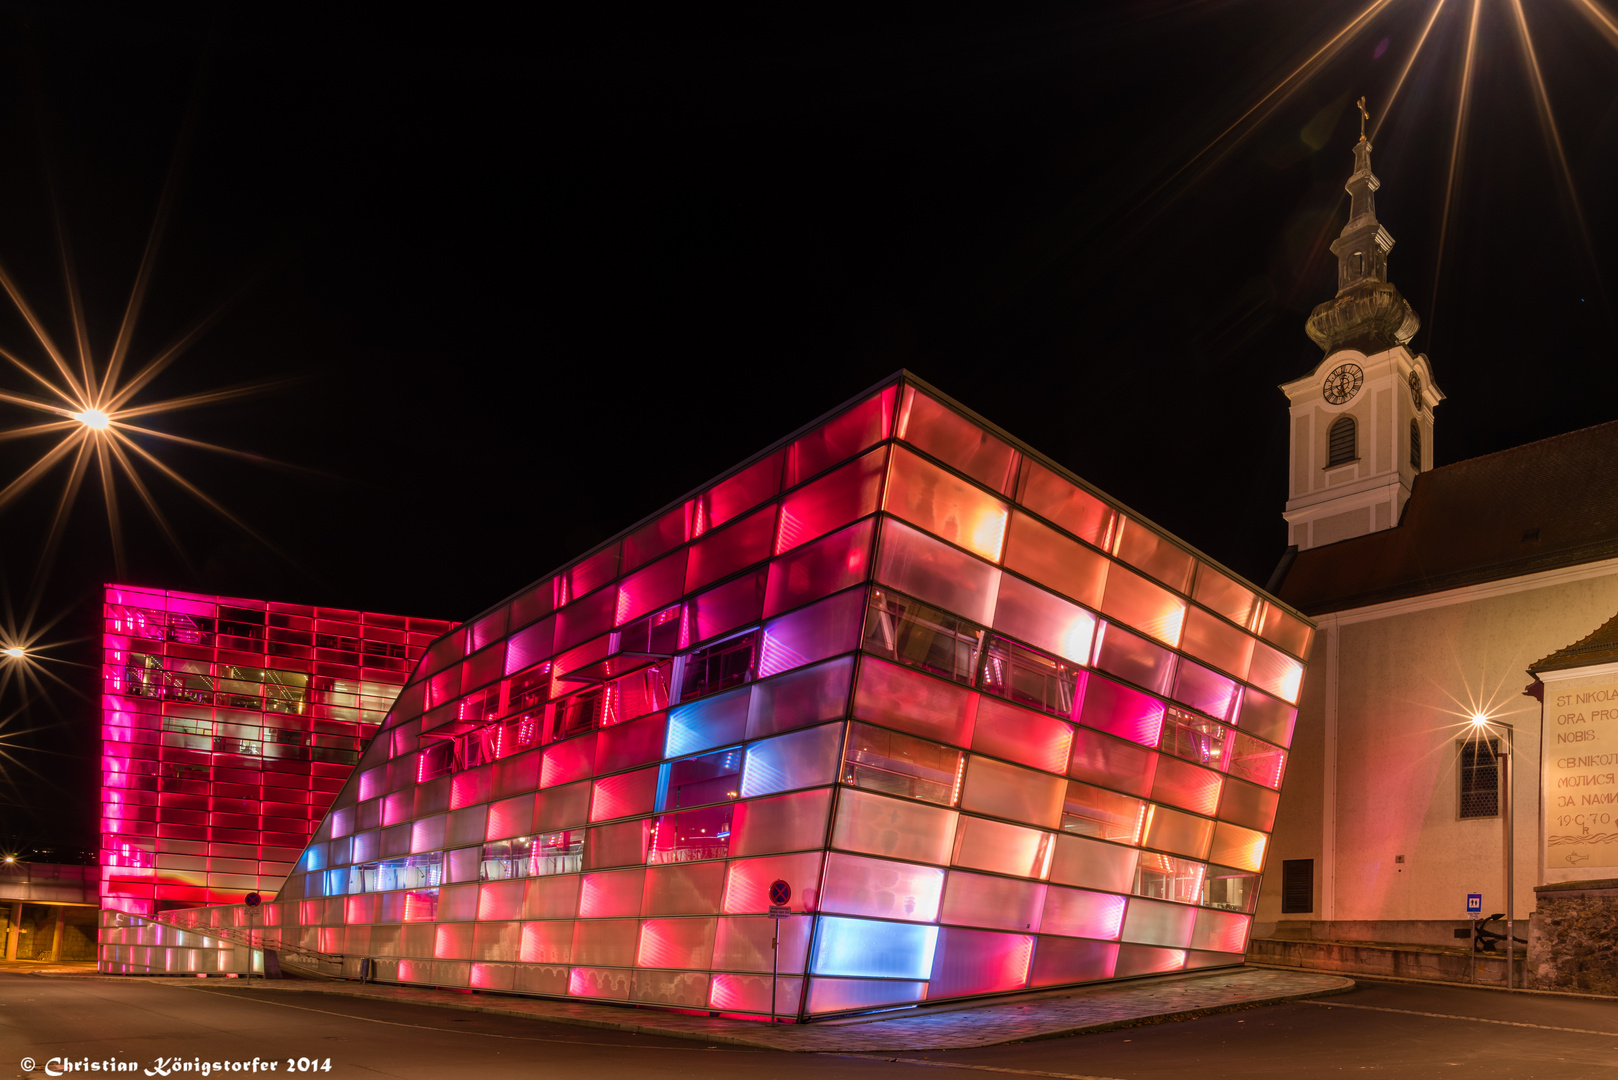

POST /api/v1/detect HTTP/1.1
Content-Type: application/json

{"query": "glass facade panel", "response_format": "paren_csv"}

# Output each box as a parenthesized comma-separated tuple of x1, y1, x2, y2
(1062, 781, 1147, 844)
(831, 788, 958, 867)
(863, 589, 984, 686)
(951, 816, 1053, 879)
(1113, 519, 1195, 593)
(897, 386, 1018, 493)
(940, 871, 1045, 932)
(927, 926, 1035, 998)
(757, 588, 864, 678)
(693, 453, 781, 538)
(821, 852, 946, 922)
(971, 695, 1072, 775)
(959, 756, 1066, 830)
(1040, 885, 1127, 940)
(884, 446, 1009, 561)
(684, 506, 774, 595)
(853, 657, 977, 747)
(745, 655, 854, 741)
(785, 387, 896, 486)
(728, 787, 832, 857)
(1002, 511, 1107, 608)
(874, 519, 1001, 627)
(993, 574, 1096, 666)
(1077, 674, 1165, 748)
(739, 723, 843, 798)
(763, 518, 874, 618)
(811, 916, 938, 979)
(1068, 727, 1158, 798)
(843, 722, 964, 806)
(776, 447, 887, 555)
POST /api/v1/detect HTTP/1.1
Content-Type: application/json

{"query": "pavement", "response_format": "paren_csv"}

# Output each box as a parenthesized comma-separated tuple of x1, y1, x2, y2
(7, 971, 1618, 1078)
(2, 964, 1348, 1051)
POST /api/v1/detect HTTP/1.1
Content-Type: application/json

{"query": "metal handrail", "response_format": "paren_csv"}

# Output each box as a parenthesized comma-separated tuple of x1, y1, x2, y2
(134, 909, 346, 966)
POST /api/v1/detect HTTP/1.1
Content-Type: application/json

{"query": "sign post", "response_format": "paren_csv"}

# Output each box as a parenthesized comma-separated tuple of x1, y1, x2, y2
(1466, 893, 1482, 984)
(767, 879, 791, 1025)
(244, 892, 262, 982)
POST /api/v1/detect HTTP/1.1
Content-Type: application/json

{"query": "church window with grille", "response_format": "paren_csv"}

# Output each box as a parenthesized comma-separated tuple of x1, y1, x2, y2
(1458, 735, 1500, 819)
(1327, 415, 1356, 467)
(1410, 419, 1422, 471)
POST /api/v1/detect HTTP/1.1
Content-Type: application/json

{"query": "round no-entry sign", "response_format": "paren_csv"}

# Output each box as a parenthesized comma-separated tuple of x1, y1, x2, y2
(768, 879, 791, 907)
(244, 892, 262, 907)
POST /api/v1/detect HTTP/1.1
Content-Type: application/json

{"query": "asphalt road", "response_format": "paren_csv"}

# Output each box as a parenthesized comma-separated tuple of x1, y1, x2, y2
(2, 974, 1616, 1080)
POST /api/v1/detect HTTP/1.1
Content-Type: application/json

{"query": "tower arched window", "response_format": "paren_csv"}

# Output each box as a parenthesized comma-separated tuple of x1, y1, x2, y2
(1327, 415, 1356, 467)
(1410, 418, 1422, 471)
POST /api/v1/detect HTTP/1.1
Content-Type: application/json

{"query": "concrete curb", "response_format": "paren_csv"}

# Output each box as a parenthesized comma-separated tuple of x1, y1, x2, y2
(1247, 961, 1618, 1003)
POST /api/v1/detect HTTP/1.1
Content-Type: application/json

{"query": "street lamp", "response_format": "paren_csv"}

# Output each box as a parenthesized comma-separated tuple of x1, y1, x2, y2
(1471, 712, 1516, 991)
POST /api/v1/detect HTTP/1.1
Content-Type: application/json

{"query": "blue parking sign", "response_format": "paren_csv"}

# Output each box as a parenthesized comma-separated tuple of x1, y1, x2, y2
(1466, 892, 1482, 917)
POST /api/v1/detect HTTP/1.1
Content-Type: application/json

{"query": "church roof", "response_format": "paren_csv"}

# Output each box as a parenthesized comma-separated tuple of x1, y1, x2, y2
(1530, 610, 1618, 674)
(1274, 418, 1618, 614)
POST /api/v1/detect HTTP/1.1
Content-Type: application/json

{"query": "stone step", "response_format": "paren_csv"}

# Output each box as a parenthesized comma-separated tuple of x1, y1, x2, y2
(1249, 936, 1524, 987)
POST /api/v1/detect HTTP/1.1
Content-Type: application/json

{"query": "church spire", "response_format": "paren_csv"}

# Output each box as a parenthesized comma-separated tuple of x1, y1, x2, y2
(1304, 99, 1421, 354)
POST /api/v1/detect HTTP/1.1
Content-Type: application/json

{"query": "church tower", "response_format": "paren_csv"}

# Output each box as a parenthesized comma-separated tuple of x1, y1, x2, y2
(1281, 110, 1444, 551)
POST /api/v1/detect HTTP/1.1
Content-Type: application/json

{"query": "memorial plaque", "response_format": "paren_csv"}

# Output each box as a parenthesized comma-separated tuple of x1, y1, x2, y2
(1544, 676, 1618, 873)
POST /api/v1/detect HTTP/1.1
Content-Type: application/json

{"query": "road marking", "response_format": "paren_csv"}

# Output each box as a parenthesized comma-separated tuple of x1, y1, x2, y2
(1301, 999, 1618, 1037)
(182, 988, 759, 1051)
(822, 1054, 1127, 1080)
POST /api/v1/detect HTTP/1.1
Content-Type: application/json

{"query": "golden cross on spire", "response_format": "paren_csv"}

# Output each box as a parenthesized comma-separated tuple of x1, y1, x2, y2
(1357, 96, 1370, 141)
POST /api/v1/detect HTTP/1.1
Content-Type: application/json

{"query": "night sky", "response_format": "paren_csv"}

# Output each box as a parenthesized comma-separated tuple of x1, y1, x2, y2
(2, 2, 1616, 850)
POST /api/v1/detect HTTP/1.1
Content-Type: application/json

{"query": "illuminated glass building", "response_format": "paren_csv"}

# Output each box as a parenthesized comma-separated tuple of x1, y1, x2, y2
(99, 586, 455, 917)
(135, 375, 1312, 1015)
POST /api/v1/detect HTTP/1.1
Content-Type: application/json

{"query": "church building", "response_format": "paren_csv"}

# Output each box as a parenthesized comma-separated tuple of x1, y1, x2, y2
(1258, 128, 1618, 951)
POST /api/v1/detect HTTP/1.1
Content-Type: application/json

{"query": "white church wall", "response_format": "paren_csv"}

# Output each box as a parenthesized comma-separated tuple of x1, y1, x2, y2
(1259, 562, 1618, 945)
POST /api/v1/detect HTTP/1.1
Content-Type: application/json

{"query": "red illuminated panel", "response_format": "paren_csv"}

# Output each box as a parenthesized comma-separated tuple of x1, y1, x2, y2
(776, 447, 887, 555)
(693, 452, 783, 537)
(684, 506, 775, 595)
(763, 519, 874, 618)
(624, 505, 690, 573)
(616, 551, 687, 627)
(785, 386, 896, 486)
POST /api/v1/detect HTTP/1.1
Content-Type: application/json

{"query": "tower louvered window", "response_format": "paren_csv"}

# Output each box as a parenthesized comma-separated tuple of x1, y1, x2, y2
(1327, 415, 1356, 467)
(1410, 419, 1422, 471)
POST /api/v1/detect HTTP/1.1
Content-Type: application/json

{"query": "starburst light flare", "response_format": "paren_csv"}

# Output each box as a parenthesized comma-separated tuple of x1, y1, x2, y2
(0, 187, 298, 616)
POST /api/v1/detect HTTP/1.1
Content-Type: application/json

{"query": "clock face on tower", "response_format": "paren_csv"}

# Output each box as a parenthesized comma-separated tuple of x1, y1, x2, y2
(1322, 362, 1365, 405)
(1409, 370, 1423, 410)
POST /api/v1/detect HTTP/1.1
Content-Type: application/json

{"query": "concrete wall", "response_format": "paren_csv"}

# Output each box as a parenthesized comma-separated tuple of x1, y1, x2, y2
(1259, 563, 1618, 943)
(0, 864, 98, 906)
